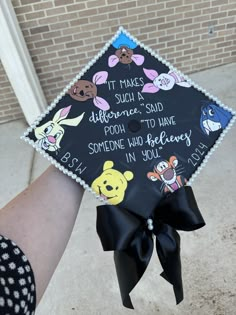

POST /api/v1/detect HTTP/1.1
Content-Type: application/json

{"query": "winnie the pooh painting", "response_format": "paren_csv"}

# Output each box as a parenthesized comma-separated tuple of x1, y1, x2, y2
(91, 160, 134, 205)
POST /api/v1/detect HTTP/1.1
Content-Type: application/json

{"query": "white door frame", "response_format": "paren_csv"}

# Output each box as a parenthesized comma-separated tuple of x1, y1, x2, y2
(0, 0, 46, 125)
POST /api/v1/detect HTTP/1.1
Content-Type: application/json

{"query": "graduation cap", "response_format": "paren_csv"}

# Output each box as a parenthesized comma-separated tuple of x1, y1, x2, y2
(22, 27, 235, 309)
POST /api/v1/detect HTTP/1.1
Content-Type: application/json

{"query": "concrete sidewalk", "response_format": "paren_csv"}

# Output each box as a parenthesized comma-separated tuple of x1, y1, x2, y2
(0, 63, 236, 314)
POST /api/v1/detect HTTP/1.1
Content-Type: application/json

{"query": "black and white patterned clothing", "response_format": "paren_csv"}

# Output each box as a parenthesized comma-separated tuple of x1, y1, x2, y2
(0, 235, 36, 314)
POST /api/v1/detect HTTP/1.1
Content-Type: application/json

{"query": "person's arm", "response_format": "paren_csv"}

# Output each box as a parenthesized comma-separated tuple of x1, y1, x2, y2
(0, 165, 84, 305)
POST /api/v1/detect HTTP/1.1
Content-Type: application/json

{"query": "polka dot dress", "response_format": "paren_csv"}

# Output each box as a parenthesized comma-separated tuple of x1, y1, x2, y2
(0, 235, 36, 314)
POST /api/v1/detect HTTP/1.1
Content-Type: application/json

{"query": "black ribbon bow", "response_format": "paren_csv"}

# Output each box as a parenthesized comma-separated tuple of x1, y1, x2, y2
(96, 186, 205, 309)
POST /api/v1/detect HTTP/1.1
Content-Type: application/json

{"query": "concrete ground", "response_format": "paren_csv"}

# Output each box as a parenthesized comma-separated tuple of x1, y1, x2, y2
(0, 63, 236, 315)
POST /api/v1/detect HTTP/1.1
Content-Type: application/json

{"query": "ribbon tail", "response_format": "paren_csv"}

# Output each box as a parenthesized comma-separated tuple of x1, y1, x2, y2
(160, 271, 183, 304)
(114, 230, 154, 309)
(96, 205, 141, 251)
(156, 224, 183, 304)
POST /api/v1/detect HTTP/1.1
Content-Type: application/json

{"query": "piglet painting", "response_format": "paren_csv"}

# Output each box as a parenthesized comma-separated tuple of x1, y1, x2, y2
(142, 68, 191, 93)
(108, 33, 144, 67)
(34, 105, 84, 152)
(68, 71, 110, 111)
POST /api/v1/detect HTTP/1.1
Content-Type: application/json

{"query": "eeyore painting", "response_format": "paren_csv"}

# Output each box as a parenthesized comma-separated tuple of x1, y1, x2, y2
(200, 103, 232, 135)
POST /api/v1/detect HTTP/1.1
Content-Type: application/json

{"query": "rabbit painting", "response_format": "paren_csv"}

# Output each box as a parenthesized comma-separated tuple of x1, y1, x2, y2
(34, 105, 84, 152)
(142, 68, 191, 93)
(67, 71, 110, 111)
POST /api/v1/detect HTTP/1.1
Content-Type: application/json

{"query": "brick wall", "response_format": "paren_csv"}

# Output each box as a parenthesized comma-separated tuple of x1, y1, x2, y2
(1, 0, 235, 123)
(0, 61, 24, 123)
